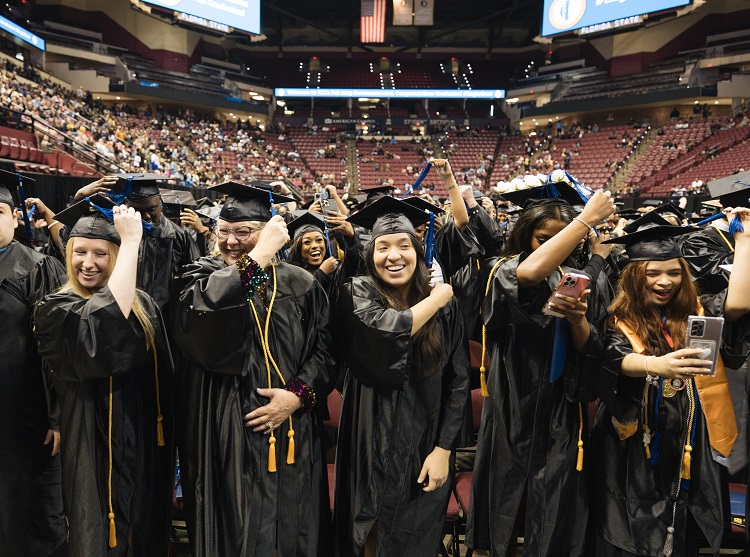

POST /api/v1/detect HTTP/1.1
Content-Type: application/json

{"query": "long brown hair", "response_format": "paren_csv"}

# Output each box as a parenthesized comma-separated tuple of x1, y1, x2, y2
(608, 258, 700, 355)
(61, 237, 156, 352)
(363, 232, 444, 377)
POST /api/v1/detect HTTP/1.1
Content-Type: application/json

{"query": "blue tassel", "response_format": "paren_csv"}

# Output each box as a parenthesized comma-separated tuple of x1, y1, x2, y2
(425, 211, 436, 265)
(649, 431, 661, 465)
(412, 161, 432, 190)
(543, 182, 561, 199)
(681, 479, 691, 491)
(109, 177, 133, 206)
(85, 197, 154, 234)
(695, 212, 724, 227)
(729, 215, 744, 236)
(17, 173, 32, 239)
(549, 318, 569, 383)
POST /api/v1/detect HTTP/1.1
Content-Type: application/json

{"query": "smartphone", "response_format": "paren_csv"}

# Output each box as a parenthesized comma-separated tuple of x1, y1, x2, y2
(684, 316, 724, 376)
(314, 191, 331, 218)
(542, 272, 591, 318)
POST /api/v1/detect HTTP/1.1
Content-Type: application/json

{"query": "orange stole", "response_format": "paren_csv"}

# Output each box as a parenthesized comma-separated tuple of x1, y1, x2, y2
(615, 308, 737, 458)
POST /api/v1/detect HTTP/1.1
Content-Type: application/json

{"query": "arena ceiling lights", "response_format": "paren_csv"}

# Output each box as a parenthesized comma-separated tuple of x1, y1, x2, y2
(274, 88, 505, 99)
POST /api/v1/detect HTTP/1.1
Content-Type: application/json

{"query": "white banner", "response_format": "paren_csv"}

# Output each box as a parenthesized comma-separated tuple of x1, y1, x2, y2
(413, 0, 434, 26)
(393, 0, 413, 26)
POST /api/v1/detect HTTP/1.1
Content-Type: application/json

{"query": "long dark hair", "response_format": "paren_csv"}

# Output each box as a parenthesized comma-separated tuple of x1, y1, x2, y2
(500, 199, 579, 257)
(363, 232, 444, 377)
(609, 258, 700, 355)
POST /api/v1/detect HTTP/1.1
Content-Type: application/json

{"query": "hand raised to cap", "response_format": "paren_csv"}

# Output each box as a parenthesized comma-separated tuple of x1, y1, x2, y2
(112, 205, 143, 244)
(579, 189, 616, 225)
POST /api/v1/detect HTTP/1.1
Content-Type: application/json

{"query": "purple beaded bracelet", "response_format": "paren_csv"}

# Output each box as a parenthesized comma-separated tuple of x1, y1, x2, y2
(284, 377, 317, 414)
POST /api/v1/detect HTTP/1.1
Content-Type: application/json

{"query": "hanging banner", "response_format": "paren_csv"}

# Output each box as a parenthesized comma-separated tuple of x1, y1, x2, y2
(393, 0, 413, 26)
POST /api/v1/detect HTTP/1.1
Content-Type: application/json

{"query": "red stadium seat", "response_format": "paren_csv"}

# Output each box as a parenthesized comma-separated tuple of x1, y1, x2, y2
(9, 137, 20, 160)
(0, 136, 9, 158)
(19, 139, 29, 161)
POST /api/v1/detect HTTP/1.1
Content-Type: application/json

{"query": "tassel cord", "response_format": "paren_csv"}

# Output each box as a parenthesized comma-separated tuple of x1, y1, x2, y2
(479, 257, 510, 397)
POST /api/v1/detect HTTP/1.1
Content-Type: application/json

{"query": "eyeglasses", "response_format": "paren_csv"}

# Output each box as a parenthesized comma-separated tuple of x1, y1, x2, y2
(596, 226, 614, 234)
(215, 226, 260, 242)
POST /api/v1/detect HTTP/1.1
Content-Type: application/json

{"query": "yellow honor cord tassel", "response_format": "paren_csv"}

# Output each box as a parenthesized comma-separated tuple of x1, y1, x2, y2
(268, 434, 277, 472)
(645, 444, 651, 460)
(108, 512, 117, 548)
(156, 414, 165, 447)
(576, 440, 584, 472)
(286, 429, 295, 465)
(682, 445, 692, 480)
(576, 402, 584, 472)
(479, 366, 489, 398)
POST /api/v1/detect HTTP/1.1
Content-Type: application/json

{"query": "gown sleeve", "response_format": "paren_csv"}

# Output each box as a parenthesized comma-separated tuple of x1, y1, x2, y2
(679, 231, 732, 294)
(468, 206, 504, 258)
(35, 286, 152, 382)
(434, 219, 483, 278)
(702, 291, 750, 369)
(172, 258, 249, 375)
(482, 253, 552, 329)
(336, 278, 414, 390)
(598, 329, 646, 424)
(436, 300, 470, 450)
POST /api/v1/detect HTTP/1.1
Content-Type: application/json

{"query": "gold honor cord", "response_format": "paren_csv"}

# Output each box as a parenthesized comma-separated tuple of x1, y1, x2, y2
(479, 256, 510, 397)
(250, 266, 296, 472)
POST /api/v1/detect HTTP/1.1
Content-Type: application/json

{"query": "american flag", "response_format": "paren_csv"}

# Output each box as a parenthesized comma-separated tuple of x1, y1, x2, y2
(361, 0, 386, 43)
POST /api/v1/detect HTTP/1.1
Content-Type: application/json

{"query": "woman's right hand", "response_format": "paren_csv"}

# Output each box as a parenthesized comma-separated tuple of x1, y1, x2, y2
(429, 282, 453, 308)
(650, 348, 712, 379)
(74, 175, 118, 200)
(579, 190, 616, 226)
(112, 205, 142, 245)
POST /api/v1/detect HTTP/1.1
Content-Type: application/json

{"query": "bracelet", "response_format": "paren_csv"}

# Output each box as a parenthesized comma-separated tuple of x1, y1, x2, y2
(236, 254, 269, 303)
(284, 377, 317, 414)
(573, 217, 593, 233)
(644, 355, 655, 375)
(48, 220, 63, 230)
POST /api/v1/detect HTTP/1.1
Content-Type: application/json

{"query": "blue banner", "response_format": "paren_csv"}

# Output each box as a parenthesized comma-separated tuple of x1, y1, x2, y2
(0, 15, 45, 51)
(145, 0, 260, 34)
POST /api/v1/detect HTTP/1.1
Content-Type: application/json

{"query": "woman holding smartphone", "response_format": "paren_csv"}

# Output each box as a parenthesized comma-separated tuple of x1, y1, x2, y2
(467, 184, 615, 557)
(588, 208, 750, 557)
(333, 196, 469, 557)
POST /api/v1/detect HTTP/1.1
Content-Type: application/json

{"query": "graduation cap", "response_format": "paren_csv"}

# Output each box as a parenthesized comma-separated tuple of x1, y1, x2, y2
(0, 168, 35, 237)
(54, 194, 120, 246)
(287, 210, 327, 241)
(622, 210, 673, 235)
(347, 196, 429, 241)
(640, 199, 662, 208)
(209, 181, 294, 223)
(110, 173, 168, 203)
(158, 188, 197, 216)
(354, 184, 396, 210)
(603, 216, 700, 262)
(651, 201, 686, 225)
(707, 170, 750, 208)
(499, 181, 592, 207)
(616, 208, 642, 220)
(195, 197, 214, 210)
(402, 196, 445, 215)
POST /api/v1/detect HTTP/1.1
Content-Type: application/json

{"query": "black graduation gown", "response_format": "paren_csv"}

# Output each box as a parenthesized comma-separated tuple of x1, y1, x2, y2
(172, 258, 334, 557)
(0, 241, 67, 556)
(333, 277, 470, 557)
(589, 293, 750, 557)
(34, 286, 175, 557)
(310, 229, 363, 304)
(466, 254, 610, 557)
(138, 216, 200, 311)
(678, 226, 734, 296)
(439, 208, 498, 341)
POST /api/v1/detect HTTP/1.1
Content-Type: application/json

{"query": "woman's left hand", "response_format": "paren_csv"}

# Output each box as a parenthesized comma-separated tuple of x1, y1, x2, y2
(245, 388, 302, 434)
(548, 289, 590, 325)
(325, 210, 354, 237)
(728, 207, 750, 238)
(417, 447, 451, 492)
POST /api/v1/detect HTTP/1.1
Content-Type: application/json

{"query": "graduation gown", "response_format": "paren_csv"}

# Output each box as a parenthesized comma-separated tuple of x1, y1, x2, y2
(333, 277, 470, 557)
(172, 258, 334, 557)
(467, 254, 610, 557)
(589, 293, 750, 556)
(0, 241, 67, 557)
(138, 216, 200, 310)
(34, 286, 175, 557)
(678, 225, 734, 296)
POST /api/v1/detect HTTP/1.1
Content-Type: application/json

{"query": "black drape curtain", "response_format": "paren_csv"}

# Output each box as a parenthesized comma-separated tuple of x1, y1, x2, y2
(1, 163, 93, 213)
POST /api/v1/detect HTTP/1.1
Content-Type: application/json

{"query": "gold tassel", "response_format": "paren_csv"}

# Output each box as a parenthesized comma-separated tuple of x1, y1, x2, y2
(268, 434, 277, 472)
(576, 402, 584, 472)
(480, 366, 489, 397)
(287, 428, 295, 465)
(576, 440, 584, 472)
(108, 512, 117, 548)
(156, 415, 165, 447)
(645, 443, 651, 460)
(682, 445, 692, 480)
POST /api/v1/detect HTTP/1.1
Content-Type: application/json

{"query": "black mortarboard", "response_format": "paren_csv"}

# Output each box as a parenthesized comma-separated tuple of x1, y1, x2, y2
(347, 196, 429, 240)
(652, 201, 686, 225)
(402, 196, 445, 215)
(195, 197, 214, 209)
(0, 168, 35, 237)
(287, 210, 327, 241)
(209, 181, 294, 223)
(617, 208, 642, 220)
(111, 173, 167, 202)
(357, 184, 396, 207)
(623, 210, 672, 235)
(604, 217, 700, 261)
(640, 199, 662, 208)
(54, 194, 120, 246)
(500, 182, 592, 207)
(707, 170, 750, 208)
(159, 188, 198, 216)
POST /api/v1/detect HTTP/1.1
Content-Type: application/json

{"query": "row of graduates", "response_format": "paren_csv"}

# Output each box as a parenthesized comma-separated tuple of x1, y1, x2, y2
(3, 160, 750, 557)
